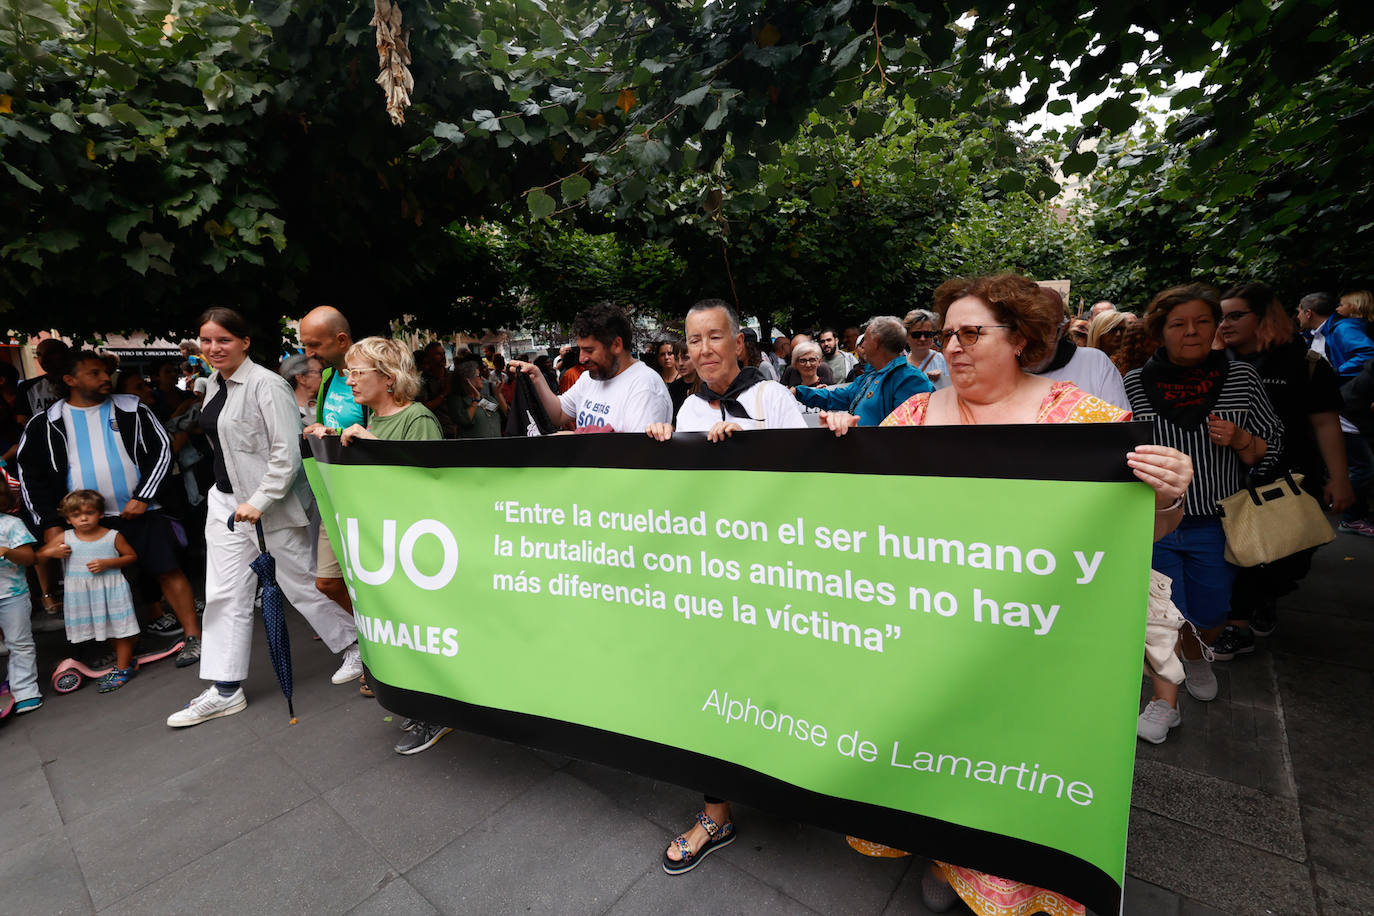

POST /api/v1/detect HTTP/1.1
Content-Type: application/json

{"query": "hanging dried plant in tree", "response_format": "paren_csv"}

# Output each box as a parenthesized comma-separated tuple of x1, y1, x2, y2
(370, 0, 413, 126)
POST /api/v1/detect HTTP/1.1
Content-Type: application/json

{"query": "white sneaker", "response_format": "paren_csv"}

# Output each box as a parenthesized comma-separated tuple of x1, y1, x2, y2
(1137, 699, 1182, 744)
(1182, 656, 1217, 702)
(167, 685, 247, 728)
(331, 643, 363, 684)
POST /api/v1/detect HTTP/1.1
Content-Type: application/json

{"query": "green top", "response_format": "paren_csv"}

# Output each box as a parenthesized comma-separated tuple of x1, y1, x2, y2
(368, 401, 443, 442)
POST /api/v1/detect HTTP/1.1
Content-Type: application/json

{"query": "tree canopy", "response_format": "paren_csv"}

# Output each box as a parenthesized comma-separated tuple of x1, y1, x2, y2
(1, 0, 1370, 339)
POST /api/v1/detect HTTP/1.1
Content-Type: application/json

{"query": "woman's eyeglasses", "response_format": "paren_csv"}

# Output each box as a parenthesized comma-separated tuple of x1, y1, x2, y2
(1220, 310, 1253, 323)
(795, 357, 821, 365)
(934, 326, 1013, 350)
(341, 367, 383, 380)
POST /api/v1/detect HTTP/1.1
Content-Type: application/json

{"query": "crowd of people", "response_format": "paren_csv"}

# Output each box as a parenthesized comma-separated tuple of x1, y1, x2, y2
(0, 275, 1371, 916)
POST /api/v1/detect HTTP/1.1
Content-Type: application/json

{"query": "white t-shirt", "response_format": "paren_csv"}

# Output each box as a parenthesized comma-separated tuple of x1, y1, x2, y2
(1037, 346, 1129, 411)
(676, 379, 806, 432)
(909, 351, 950, 390)
(558, 359, 672, 433)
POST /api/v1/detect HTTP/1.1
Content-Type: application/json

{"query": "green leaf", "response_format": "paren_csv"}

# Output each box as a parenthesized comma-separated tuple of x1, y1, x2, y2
(561, 174, 591, 202)
(3, 161, 44, 192)
(49, 111, 81, 133)
(1096, 98, 1138, 133)
(434, 121, 465, 143)
(527, 188, 556, 219)
(996, 172, 1026, 193)
(850, 109, 884, 140)
(473, 109, 503, 131)
(831, 35, 865, 70)
(810, 184, 836, 208)
(1062, 151, 1098, 175)
(107, 211, 145, 243)
(108, 103, 152, 130)
(703, 101, 727, 131)
(627, 135, 670, 169)
(541, 105, 569, 127)
(674, 85, 710, 107)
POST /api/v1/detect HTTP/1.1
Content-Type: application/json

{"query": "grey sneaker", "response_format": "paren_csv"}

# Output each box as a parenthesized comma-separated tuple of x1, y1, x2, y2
(174, 635, 201, 668)
(394, 722, 453, 755)
(1183, 656, 1217, 701)
(1137, 699, 1182, 744)
(167, 685, 246, 728)
(145, 611, 184, 637)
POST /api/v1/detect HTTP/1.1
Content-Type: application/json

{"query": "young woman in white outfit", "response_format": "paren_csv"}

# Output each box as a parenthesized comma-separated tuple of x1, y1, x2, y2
(167, 308, 361, 728)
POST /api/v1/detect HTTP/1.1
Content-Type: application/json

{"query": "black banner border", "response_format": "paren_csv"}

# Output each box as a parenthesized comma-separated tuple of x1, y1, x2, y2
(373, 676, 1121, 915)
(306, 421, 1154, 483)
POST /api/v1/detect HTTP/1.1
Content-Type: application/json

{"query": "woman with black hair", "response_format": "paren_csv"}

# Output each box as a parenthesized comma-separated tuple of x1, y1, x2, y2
(166, 308, 361, 729)
(1210, 282, 1351, 656)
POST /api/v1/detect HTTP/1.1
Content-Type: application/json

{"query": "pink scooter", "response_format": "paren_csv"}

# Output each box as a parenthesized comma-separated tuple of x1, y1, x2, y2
(0, 681, 13, 720)
(50, 638, 186, 694)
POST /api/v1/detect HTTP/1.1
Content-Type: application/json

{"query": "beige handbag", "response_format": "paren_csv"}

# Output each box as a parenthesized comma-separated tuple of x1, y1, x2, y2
(1216, 472, 1334, 567)
(1144, 570, 1185, 685)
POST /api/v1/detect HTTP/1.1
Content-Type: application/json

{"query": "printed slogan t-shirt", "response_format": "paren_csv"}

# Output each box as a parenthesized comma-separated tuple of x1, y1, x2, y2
(320, 369, 365, 430)
(557, 359, 672, 433)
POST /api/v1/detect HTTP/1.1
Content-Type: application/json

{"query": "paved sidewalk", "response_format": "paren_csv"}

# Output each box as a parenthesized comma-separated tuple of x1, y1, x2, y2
(1, 529, 1370, 915)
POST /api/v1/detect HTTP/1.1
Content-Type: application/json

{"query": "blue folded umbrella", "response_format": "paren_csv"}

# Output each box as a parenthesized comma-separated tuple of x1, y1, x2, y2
(229, 516, 296, 723)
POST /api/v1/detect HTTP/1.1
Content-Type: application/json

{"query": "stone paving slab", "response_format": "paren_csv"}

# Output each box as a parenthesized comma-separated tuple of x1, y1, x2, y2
(404, 771, 667, 916)
(1125, 809, 1316, 915)
(0, 827, 93, 916)
(97, 798, 392, 916)
(1130, 758, 1305, 861)
(323, 726, 554, 872)
(67, 742, 316, 909)
(346, 877, 441, 916)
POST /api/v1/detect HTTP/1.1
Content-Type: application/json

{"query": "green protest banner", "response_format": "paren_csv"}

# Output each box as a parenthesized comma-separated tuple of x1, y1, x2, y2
(305, 423, 1153, 914)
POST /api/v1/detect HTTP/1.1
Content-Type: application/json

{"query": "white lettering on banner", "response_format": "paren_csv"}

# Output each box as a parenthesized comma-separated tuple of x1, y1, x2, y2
(399, 520, 460, 590)
(343, 517, 459, 591)
(347, 518, 395, 585)
(356, 610, 459, 657)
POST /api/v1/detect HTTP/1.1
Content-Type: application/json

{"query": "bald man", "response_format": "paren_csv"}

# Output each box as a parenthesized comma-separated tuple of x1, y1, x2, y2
(297, 306, 363, 627)
(1090, 300, 1116, 317)
(299, 306, 363, 438)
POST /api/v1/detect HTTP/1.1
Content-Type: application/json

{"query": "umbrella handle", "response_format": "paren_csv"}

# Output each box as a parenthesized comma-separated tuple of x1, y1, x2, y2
(225, 514, 269, 553)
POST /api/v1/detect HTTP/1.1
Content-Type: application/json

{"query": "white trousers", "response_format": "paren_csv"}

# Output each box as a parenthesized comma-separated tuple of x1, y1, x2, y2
(200, 487, 357, 683)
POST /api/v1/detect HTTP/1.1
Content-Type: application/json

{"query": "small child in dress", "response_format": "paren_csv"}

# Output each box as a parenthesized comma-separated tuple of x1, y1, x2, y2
(37, 490, 140, 693)
(0, 482, 41, 713)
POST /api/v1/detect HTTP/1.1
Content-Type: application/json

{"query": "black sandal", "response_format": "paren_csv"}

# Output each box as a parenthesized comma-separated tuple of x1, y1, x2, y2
(663, 810, 735, 875)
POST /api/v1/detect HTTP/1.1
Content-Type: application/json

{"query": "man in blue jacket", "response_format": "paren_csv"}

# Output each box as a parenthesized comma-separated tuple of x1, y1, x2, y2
(791, 316, 933, 427)
(1299, 292, 1374, 534)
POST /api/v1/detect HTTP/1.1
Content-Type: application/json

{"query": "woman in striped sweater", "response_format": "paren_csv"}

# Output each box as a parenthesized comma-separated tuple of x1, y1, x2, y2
(1125, 284, 1283, 739)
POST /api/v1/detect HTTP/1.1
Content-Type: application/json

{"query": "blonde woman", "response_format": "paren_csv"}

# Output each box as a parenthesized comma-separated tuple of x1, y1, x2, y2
(335, 337, 445, 751)
(339, 337, 443, 445)
(1085, 309, 1131, 357)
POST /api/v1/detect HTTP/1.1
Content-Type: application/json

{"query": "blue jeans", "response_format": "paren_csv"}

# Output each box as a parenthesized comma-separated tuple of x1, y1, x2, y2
(1343, 432, 1373, 523)
(0, 592, 39, 701)
(1152, 517, 1235, 629)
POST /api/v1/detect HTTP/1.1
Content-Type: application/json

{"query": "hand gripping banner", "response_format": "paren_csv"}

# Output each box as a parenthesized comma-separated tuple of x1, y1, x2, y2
(304, 423, 1154, 915)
